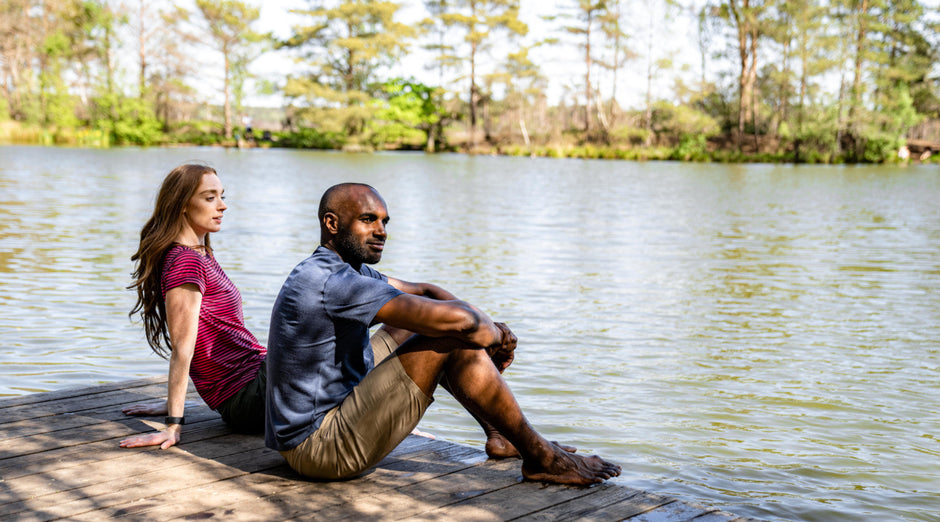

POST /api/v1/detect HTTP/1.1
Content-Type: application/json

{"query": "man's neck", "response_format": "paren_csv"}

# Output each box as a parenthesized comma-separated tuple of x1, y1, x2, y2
(322, 242, 361, 271)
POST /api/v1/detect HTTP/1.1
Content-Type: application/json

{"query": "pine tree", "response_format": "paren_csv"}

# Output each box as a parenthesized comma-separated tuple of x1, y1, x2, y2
(195, 0, 263, 139)
(434, 0, 527, 148)
(282, 0, 414, 141)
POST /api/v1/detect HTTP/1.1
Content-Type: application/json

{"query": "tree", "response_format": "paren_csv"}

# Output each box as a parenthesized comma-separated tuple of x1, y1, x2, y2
(553, 0, 609, 135)
(195, 0, 263, 139)
(597, 0, 632, 125)
(0, 0, 37, 121)
(831, 0, 935, 160)
(488, 44, 547, 146)
(421, 0, 457, 87)
(124, 1, 197, 130)
(282, 0, 414, 141)
(435, 0, 527, 148)
(718, 0, 770, 146)
(638, 0, 678, 144)
(82, 0, 122, 138)
(36, 0, 92, 127)
(782, 0, 839, 160)
(372, 78, 456, 151)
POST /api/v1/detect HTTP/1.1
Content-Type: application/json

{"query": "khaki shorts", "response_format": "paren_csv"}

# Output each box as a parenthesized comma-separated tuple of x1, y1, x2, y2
(280, 329, 433, 480)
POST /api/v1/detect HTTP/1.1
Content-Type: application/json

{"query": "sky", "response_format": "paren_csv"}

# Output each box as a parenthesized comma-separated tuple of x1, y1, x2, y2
(234, 0, 701, 110)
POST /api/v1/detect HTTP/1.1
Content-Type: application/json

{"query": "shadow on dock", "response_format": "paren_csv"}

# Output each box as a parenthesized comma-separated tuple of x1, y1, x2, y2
(0, 377, 764, 521)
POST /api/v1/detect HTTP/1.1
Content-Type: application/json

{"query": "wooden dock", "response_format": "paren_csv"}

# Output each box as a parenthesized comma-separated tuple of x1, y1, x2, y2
(0, 377, 763, 521)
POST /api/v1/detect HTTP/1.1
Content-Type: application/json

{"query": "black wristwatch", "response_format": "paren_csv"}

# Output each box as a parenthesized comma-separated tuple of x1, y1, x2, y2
(164, 416, 185, 425)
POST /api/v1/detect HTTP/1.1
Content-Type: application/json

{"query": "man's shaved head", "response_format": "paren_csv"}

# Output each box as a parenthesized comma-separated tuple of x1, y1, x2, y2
(318, 183, 381, 225)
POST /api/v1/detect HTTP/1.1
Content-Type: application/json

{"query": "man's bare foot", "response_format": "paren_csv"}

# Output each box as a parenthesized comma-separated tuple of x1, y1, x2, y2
(487, 434, 578, 460)
(486, 433, 521, 459)
(521, 442, 621, 486)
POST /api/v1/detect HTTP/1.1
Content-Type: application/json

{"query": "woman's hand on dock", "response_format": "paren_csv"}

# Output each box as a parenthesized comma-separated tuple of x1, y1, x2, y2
(122, 401, 168, 416)
(119, 427, 181, 450)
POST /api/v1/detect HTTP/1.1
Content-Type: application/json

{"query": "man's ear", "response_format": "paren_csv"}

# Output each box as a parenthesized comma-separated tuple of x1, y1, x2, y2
(323, 212, 340, 234)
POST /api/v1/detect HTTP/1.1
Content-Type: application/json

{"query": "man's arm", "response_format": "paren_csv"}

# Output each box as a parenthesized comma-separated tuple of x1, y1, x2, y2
(374, 293, 501, 350)
(387, 276, 457, 301)
(382, 277, 515, 372)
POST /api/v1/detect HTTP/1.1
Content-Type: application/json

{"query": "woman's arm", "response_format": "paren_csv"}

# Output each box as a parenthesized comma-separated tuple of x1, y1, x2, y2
(120, 284, 202, 449)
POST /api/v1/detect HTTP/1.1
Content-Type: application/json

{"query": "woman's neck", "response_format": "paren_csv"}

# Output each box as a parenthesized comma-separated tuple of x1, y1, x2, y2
(175, 231, 208, 253)
(175, 229, 205, 247)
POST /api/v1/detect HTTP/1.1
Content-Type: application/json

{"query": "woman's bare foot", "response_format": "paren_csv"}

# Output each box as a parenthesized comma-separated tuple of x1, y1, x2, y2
(521, 442, 621, 486)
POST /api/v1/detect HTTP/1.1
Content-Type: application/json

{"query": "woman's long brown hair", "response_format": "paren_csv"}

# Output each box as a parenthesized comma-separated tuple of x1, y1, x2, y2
(129, 164, 217, 358)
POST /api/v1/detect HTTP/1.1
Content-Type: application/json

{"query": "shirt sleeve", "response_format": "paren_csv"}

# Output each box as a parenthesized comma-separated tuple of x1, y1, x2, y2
(322, 266, 402, 325)
(161, 247, 207, 296)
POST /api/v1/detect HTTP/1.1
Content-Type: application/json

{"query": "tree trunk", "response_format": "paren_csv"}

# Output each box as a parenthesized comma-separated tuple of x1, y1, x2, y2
(105, 24, 117, 132)
(644, 8, 653, 147)
(469, 41, 478, 150)
(223, 51, 232, 139)
(846, 0, 868, 160)
(749, 23, 759, 149)
(584, 9, 593, 134)
(138, 0, 146, 98)
(850, 0, 867, 131)
(775, 14, 791, 138)
(609, 1, 622, 125)
(425, 124, 437, 153)
(734, 6, 748, 143)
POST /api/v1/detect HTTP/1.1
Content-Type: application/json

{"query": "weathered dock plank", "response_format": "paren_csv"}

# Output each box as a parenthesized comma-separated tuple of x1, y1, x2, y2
(0, 379, 763, 521)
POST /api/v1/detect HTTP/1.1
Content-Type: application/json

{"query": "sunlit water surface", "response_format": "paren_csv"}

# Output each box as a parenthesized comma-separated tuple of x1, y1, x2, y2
(1, 145, 938, 521)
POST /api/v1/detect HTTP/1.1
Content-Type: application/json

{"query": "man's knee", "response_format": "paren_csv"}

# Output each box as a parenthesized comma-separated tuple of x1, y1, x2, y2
(380, 325, 414, 346)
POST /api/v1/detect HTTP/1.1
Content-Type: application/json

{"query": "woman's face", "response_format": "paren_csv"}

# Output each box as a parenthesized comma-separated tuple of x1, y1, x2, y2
(183, 173, 226, 239)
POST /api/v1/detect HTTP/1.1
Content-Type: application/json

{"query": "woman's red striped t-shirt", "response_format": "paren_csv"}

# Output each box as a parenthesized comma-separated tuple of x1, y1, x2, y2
(161, 245, 266, 409)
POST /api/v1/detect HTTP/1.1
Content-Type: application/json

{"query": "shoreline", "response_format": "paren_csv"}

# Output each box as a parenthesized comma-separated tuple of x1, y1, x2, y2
(1, 138, 935, 166)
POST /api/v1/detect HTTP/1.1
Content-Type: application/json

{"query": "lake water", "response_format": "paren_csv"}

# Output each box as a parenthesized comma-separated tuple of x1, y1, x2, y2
(1, 145, 938, 521)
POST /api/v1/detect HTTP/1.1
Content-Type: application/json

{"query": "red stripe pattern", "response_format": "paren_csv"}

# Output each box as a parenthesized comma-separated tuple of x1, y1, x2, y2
(161, 245, 266, 409)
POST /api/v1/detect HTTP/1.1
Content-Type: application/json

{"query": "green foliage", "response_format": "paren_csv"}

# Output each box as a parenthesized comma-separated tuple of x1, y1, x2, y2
(369, 78, 450, 149)
(789, 105, 841, 163)
(276, 128, 345, 149)
(650, 101, 720, 139)
(91, 93, 164, 146)
(167, 120, 226, 146)
(609, 125, 651, 146)
(863, 138, 899, 164)
(878, 84, 922, 139)
(671, 134, 709, 161)
(41, 78, 80, 128)
(47, 128, 110, 147)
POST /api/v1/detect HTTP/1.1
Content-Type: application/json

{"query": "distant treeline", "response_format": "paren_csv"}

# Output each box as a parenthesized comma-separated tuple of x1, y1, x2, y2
(1, 0, 938, 163)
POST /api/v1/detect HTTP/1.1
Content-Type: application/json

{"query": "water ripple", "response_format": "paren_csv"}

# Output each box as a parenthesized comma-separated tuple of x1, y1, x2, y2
(2, 148, 939, 521)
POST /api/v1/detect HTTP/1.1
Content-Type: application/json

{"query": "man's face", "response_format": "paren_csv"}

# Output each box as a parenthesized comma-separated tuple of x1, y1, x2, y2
(333, 190, 389, 266)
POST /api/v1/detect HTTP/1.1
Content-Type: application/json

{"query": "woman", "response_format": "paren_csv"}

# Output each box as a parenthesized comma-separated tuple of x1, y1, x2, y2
(120, 163, 266, 449)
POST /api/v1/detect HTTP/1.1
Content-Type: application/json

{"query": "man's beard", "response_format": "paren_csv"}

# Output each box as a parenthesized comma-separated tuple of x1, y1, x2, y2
(335, 227, 382, 265)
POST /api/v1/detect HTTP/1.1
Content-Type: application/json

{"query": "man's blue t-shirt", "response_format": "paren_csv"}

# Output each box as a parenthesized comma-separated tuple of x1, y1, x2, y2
(264, 246, 404, 451)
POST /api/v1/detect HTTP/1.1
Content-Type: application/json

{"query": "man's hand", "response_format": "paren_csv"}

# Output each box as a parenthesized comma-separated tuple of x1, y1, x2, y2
(487, 322, 517, 373)
(119, 426, 181, 450)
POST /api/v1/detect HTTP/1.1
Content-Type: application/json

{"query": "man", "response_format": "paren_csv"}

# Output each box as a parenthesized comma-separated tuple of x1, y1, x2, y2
(265, 183, 620, 486)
